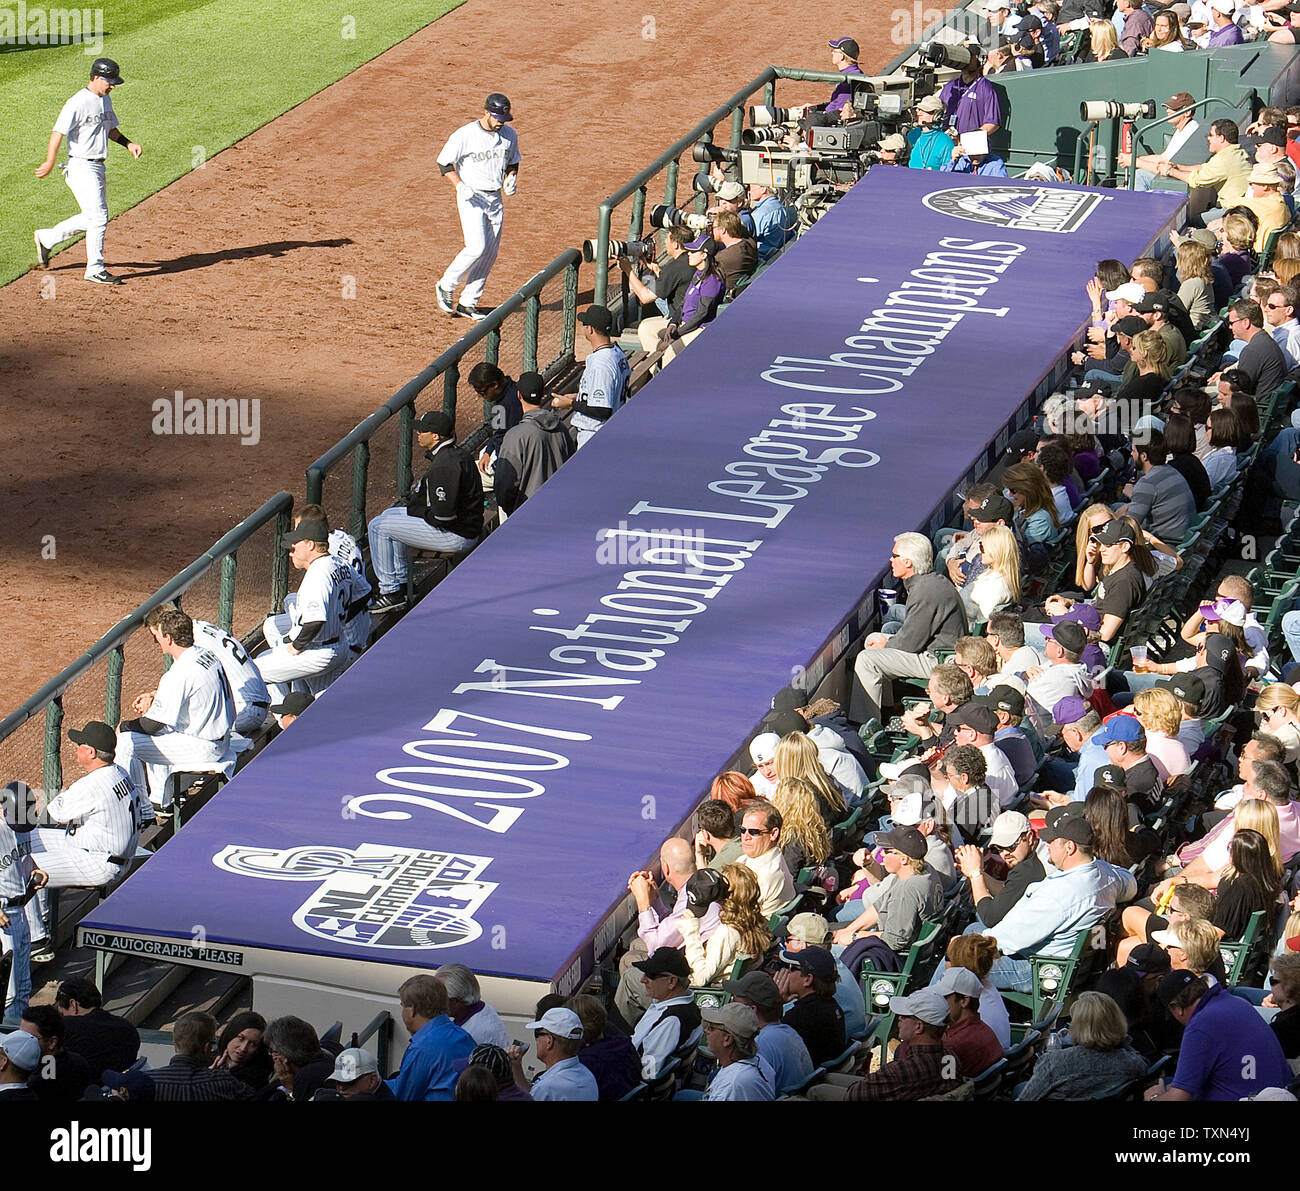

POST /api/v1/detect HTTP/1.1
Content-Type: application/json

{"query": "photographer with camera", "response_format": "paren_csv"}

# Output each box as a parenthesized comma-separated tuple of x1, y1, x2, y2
(706, 172, 757, 237)
(938, 45, 1002, 138)
(619, 226, 693, 336)
(654, 234, 727, 365)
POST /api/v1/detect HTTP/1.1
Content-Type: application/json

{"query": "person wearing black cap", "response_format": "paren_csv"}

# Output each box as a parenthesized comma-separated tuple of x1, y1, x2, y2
(493, 370, 575, 515)
(251, 520, 353, 701)
(26, 720, 145, 960)
(34, 58, 141, 285)
(549, 308, 630, 448)
(1095, 941, 1180, 1060)
(775, 945, 846, 1066)
(987, 685, 1038, 787)
(366, 410, 483, 612)
(269, 691, 313, 730)
(1146, 968, 1291, 1100)
(434, 93, 521, 320)
(628, 946, 702, 1081)
(949, 702, 1019, 811)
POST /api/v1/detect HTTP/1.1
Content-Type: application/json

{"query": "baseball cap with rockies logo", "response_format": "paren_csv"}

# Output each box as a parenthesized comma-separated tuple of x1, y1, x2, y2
(91, 57, 124, 85)
(484, 92, 513, 121)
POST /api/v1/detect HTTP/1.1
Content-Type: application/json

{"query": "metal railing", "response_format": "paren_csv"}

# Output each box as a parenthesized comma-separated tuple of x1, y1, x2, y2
(0, 493, 294, 794)
(1120, 96, 1236, 189)
(305, 251, 581, 538)
(591, 66, 891, 309)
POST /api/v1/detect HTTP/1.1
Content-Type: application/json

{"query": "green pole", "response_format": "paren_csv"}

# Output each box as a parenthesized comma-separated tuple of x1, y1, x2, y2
(43, 698, 63, 797)
(398, 403, 414, 501)
(628, 186, 647, 325)
(593, 204, 613, 307)
(219, 553, 237, 634)
(350, 440, 370, 543)
(272, 507, 291, 612)
(562, 259, 579, 361)
(106, 644, 124, 728)
(524, 294, 540, 373)
(442, 364, 458, 422)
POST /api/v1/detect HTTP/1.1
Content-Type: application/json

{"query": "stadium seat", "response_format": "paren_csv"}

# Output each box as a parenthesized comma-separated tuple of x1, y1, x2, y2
(1002, 922, 1109, 1020)
(1220, 909, 1269, 988)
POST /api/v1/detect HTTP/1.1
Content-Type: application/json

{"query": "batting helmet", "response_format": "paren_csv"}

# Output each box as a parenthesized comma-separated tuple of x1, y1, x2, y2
(91, 57, 124, 84)
(484, 93, 513, 122)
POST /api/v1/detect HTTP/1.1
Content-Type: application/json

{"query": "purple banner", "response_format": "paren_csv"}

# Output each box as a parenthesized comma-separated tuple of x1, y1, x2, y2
(84, 171, 1181, 986)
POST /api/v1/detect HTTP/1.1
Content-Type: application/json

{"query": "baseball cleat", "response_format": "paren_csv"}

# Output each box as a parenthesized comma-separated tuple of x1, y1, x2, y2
(370, 591, 409, 614)
(85, 270, 124, 286)
(457, 304, 488, 322)
(34, 231, 49, 267)
(436, 284, 455, 315)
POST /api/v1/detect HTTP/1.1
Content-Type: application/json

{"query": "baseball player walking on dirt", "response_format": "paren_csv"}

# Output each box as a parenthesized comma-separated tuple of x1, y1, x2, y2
(33, 57, 142, 286)
(435, 93, 520, 321)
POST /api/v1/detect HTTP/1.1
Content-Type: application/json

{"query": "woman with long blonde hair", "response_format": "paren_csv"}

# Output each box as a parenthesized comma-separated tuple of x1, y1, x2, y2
(961, 523, 1021, 622)
(771, 777, 833, 872)
(1086, 18, 1123, 60)
(679, 862, 772, 985)
(773, 732, 845, 819)
(1175, 240, 1216, 331)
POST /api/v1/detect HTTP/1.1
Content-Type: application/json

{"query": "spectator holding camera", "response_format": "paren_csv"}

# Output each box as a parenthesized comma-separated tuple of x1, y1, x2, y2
(678, 864, 773, 986)
(622, 227, 694, 335)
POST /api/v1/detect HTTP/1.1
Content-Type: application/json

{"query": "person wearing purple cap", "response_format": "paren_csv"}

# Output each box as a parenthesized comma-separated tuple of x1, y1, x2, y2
(1034, 695, 1107, 807)
(825, 37, 865, 116)
(1023, 619, 1092, 736)
(655, 233, 724, 365)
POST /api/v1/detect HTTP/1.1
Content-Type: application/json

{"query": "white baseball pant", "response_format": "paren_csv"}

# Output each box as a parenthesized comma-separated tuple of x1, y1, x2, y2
(439, 189, 504, 308)
(35, 158, 109, 277)
(254, 643, 348, 704)
(25, 829, 123, 938)
(115, 730, 233, 809)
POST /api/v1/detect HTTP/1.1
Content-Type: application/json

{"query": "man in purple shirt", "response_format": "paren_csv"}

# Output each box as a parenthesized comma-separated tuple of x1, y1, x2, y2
(938, 47, 1002, 137)
(826, 36, 865, 116)
(614, 835, 722, 1027)
(1207, 0, 1245, 45)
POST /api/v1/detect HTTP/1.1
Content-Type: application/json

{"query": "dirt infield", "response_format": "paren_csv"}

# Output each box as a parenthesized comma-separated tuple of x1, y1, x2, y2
(0, 0, 899, 712)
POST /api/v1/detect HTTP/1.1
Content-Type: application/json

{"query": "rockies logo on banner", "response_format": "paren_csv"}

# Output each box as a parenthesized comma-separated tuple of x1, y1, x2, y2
(923, 185, 1106, 234)
(213, 843, 497, 950)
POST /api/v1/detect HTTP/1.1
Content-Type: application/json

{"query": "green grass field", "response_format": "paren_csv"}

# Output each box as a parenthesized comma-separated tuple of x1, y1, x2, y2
(0, 0, 462, 284)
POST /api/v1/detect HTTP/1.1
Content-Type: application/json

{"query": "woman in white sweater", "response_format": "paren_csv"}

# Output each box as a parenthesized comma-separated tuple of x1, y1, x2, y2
(960, 524, 1021, 623)
(678, 863, 773, 986)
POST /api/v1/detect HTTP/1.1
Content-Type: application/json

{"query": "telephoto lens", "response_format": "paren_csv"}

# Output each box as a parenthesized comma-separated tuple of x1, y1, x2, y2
(691, 141, 739, 165)
(1080, 99, 1157, 121)
(741, 127, 791, 147)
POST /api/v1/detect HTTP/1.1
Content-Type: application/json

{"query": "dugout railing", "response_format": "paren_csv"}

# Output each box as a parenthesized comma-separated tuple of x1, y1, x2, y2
(303, 249, 581, 542)
(0, 493, 294, 798)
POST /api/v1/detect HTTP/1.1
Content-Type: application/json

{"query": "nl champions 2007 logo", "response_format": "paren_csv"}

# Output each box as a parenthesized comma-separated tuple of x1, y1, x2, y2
(923, 185, 1106, 234)
(213, 843, 497, 951)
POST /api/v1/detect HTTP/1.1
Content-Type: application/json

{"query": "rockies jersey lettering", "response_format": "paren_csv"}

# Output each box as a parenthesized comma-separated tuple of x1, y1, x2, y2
(438, 120, 521, 193)
(147, 646, 235, 741)
(54, 88, 118, 159)
(291, 554, 348, 645)
(46, 764, 142, 857)
(0, 821, 33, 900)
(193, 619, 270, 715)
(329, 528, 365, 574)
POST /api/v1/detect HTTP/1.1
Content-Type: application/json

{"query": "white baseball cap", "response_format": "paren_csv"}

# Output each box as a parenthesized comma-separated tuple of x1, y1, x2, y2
(1211, 0, 1236, 13)
(1106, 281, 1146, 305)
(1151, 928, 1184, 950)
(989, 810, 1031, 848)
(0, 1031, 41, 1072)
(934, 966, 985, 998)
(888, 987, 949, 1025)
(328, 1047, 379, 1083)
(526, 1007, 585, 1039)
(749, 732, 780, 765)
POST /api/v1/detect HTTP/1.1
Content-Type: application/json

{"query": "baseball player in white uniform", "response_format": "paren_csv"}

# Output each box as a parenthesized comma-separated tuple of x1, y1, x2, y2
(435, 93, 521, 321)
(1, 782, 45, 1019)
(191, 618, 272, 755)
(254, 519, 353, 702)
(24, 723, 144, 951)
(34, 57, 142, 286)
(115, 608, 236, 809)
